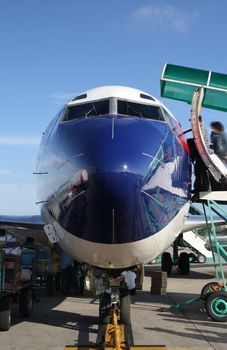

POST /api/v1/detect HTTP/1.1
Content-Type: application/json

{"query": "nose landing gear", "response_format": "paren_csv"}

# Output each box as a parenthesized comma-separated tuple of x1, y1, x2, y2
(161, 237, 190, 275)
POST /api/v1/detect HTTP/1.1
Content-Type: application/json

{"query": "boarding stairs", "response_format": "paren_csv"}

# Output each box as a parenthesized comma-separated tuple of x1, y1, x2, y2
(160, 64, 227, 321)
(161, 63, 227, 183)
(182, 230, 212, 260)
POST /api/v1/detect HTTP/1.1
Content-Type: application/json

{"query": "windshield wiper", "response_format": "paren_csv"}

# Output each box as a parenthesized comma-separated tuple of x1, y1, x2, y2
(127, 103, 143, 117)
(84, 104, 98, 118)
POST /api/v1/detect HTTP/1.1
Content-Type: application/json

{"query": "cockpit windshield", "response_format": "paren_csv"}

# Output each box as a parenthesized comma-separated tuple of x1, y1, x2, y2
(117, 100, 165, 121)
(62, 97, 165, 122)
(62, 99, 109, 121)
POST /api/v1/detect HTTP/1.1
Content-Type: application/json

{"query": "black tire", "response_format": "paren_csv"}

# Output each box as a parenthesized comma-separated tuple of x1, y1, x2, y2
(46, 274, 54, 296)
(188, 252, 197, 263)
(206, 291, 227, 322)
(99, 292, 111, 325)
(178, 252, 190, 275)
(0, 296, 11, 331)
(201, 282, 220, 301)
(19, 287, 33, 317)
(198, 254, 207, 264)
(161, 252, 172, 275)
(120, 290, 131, 325)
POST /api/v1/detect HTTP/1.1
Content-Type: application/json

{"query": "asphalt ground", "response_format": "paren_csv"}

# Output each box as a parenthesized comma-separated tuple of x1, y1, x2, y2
(1, 263, 227, 350)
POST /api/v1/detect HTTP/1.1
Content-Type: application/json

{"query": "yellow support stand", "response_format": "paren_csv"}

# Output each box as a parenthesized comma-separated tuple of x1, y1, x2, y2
(64, 306, 166, 350)
(104, 308, 126, 350)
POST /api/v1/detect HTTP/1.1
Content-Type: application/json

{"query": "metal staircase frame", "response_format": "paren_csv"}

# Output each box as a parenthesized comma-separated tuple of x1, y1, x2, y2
(202, 195, 227, 291)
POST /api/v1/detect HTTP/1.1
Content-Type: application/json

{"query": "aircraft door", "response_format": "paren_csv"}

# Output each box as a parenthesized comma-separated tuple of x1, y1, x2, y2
(191, 88, 227, 182)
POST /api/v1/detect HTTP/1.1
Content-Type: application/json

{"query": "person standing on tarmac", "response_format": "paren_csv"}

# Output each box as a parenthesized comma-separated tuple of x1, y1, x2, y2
(60, 250, 80, 296)
(121, 268, 137, 295)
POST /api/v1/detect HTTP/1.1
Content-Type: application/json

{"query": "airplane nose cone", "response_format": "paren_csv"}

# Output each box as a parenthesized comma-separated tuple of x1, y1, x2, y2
(56, 116, 190, 243)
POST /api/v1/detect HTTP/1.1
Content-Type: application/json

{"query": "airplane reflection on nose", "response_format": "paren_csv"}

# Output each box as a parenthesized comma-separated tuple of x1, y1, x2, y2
(55, 116, 190, 244)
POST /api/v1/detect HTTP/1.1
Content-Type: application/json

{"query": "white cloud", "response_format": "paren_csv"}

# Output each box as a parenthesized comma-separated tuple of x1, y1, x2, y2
(132, 4, 198, 33)
(47, 92, 78, 104)
(0, 136, 40, 146)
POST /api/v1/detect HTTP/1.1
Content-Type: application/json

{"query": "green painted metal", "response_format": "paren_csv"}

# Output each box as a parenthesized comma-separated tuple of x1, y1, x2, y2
(205, 200, 227, 292)
(161, 64, 227, 112)
(159, 297, 200, 312)
(210, 72, 227, 89)
(160, 197, 227, 316)
(211, 297, 227, 317)
(162, 64, 209, 85)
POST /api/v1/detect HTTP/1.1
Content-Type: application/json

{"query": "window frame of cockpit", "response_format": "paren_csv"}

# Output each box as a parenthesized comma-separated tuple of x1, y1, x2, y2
(60, 96, 167, 123)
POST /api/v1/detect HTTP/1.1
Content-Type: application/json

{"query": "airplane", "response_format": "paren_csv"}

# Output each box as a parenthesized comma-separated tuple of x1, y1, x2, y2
(1, 84, 224, 268)
(0, 84, 224, 329)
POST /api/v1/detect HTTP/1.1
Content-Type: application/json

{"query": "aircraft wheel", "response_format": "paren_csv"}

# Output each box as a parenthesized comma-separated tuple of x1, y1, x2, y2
(178, 252, 190, 275)
(198, 254, 207, 264)
(19, 287, 33, 317)
(120, 290, 131, 325)
(206, 291, 227, 322)
(0, 296, 11, 331)
(99, 292, 111, 325)
(161, 252, 172, 275)
(188, 252, 197, 263)
(201, 282, 220, 301)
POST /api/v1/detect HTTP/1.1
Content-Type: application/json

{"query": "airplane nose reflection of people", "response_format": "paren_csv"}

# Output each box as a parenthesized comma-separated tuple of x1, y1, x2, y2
(41, 116, 190, 247)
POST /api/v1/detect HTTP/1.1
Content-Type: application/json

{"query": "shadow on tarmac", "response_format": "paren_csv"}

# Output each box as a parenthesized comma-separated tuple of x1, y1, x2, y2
(145, 264, 215, 279)
(10, 290, 98, 346)
(144, 322, 227, 345)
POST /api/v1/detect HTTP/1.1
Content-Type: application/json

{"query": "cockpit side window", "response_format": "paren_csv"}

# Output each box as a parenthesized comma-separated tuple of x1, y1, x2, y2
(117, 100, 165, 121)
(62, 99, 109, 122)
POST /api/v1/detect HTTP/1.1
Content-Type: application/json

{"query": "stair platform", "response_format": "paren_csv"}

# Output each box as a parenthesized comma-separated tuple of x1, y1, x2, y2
(199, 191, 227, 203)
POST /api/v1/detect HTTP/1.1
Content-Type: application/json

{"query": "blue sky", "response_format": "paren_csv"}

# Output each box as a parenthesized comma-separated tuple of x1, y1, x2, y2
(1, 0, 227, 215)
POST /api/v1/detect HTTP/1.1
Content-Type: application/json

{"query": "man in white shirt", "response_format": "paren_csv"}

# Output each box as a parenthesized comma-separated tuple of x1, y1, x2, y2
(121, 269, 137, 295)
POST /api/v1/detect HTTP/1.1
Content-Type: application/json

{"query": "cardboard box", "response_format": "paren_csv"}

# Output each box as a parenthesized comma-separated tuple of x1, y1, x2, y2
(4, 256, 21, 292)
(151, 271, 167, 281)
(150, 271, 167, 291)
(151, 278, 167, 288)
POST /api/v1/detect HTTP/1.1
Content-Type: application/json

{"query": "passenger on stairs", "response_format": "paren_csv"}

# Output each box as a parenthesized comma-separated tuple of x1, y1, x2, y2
(188, 136, 211, 202)
(210, 121, 227, 164)
(210, 121, 227, 191)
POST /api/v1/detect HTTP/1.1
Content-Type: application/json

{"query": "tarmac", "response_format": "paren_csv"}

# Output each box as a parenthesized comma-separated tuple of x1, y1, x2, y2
(1, 263, 227, 350)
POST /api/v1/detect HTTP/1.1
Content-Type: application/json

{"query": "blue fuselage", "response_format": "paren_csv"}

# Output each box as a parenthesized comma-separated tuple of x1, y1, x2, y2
(37, 114, 191, 245)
